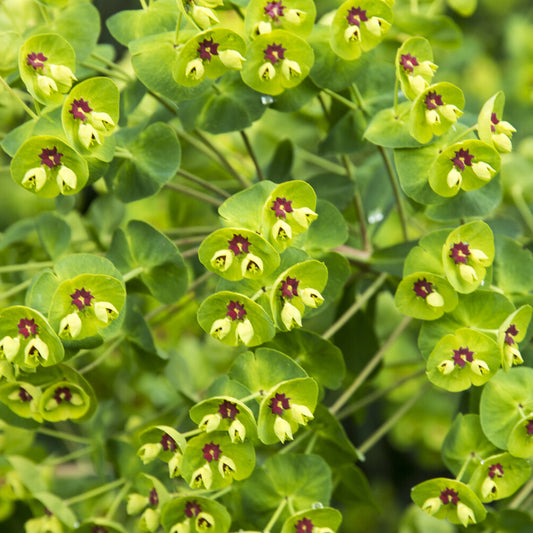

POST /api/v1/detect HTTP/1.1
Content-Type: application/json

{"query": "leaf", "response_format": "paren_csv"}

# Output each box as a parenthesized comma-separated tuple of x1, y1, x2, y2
(266, 139, 294, 182)
(34, 492, 77, 528)
(107, 122, 181, 202)
(493, 235, 533, 294)
(319, 109, 367, 155)
(365, 103, 422, 148)
(35, 212, 70, 259)
(304, 200, 348, 252)
(394, 10, 462, 48)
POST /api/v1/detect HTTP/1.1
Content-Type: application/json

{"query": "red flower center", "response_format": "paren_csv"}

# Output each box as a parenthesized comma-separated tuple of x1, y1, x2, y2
(346, 6, 368, 26)
(18, 387, 33, 403)
(269, 392, 290, 415)
(424, 91, 443, 110)
(70, 288, 94, 311)
(149, 488, 158, 506)
(27, 52, 48, 70)
(264, 1, 285, 20)
(160, 433, 177, 452)
(450, 148, 474, 171)
(264, 43, 286, 65)
(17, 318, 38, 339)
(295, 517, 314, 533)
(271, 197, 293, 218)
(39, 147, 63, 169)
(228, 234, 250, 255)
(449, 242, 471, 264)
(452, 346, 474, 368)
(185, 500, 202, 517)
(439, 487, 460, 505)
(488, 463, 504, 479)
(197, 38, 219, 61)
(400, 53, 419, 73)
(504, 324, 519, 346)
(69, 98, 93, 121)
(413, 278, 433, 299)
(218, 400, 239, 419)
(54, 386, 72, 404)
(202, 442, 222, 462)
(280, 276, 299, 299)
(226, 301, 247, 321)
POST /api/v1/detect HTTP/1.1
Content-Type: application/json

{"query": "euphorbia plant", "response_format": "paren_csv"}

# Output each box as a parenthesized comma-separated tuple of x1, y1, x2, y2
(0, 1, 532, 532)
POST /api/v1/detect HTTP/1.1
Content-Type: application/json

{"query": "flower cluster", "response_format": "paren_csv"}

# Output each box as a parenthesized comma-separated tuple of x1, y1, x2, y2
(25, 49, 76, 98)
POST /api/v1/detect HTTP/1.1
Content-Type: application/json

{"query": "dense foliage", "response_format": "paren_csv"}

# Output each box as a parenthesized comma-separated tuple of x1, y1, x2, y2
(1, 0, 533, 532)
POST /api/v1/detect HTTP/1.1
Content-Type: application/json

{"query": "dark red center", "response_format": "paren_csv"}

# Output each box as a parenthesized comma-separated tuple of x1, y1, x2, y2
(218, 400, 239, 419)
(452, 346, 474, 368)
(27, 52, 47, 70)
(185, 500, 202, 518)
(346, 6, 368, 26)
(264, 43, 286, 65)
(280, 276, 299, 299)
(149, 488, 158, 506)
(160, 433, 177, 452)
(269, 392, 290, 415)
(18, 387, 33, 402)
(504, 324, 519, 346)
(228, 234, 250, 255)
(450, 148, 474, 171)
(264, 1, 285, 20)
(439, 487, 460, 505)
(202, 442, 222, 462)
(271, 197, 293, 218)
(226, 301, 246, 321)
(197, 38, 219, 61)
(69, 98, 93, 121)
(413, 278, 433, 299)
(70, 288, 94, 311)
(488, 463, 504, 479)
(53, 386, 72, 404)
(449, 242, 471, 264)
(400, 53, 419, 73)
(17, 318, 38, 339)
(424, 91, 443, 110)
(39, 147, 63, 169)
(295, 517, 314, 533)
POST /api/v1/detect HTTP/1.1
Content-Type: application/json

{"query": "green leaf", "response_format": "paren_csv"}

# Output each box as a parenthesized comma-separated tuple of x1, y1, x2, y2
(441, 414, 498, 480)
(106, 0, 178, 46)
(494, 235, 533, 294)
(266, 138, 294, 182)
(7, 455, 47, 493)
(403, 229, 448, 277)
(107, 122, 181, 202)
(280, 508, 342, 533)
(319, 109, 367, 155)
(304, 199, 348, 252)
(394, 11, 462, 48)
(229, 348, 307, 394)
(33, 492, 77, 528)
(480, 367, 533, 453)
(35, 212, 70, 259)
(264, 329, 345, 389)
(365, 103, 423, 148)
(447, 0, 477, 17)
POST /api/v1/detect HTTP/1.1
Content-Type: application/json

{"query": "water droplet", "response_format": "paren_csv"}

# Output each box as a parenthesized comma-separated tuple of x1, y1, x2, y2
(312, 502, 323, 509)
(261, 95, 274, 105)
(368, 210, 384, 224)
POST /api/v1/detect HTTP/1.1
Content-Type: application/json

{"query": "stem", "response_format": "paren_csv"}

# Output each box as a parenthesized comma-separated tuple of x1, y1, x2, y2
(304, 432, 318, 454)
(139, 0, 148, 8)
(177, 169, 230, 198)
(358, 382, 430, 455)
(278, 430, 310, 454)
(164, 182, 223, 207)
(173, 235, 207, 247)
(393, 77, 400, 115)
(509, 474, 533, 509)
(338, 367, 426, 420)
(193, 129, 249, 188)
(350, 83, 369, 114)
(37, 427, 92, 445)
(182, 428, 203, 438)
(334, 245, 371, 264)
(78, 336, 123, 375)
(80, 62, 130, 83)
(322, 88, 360, 112)
(182, 246, 200, 259)
(511, 185, 533, 235)
(378, 145, 409, 241)
(123, 266, 144, 282)
(44, 446, 93, 465)
(456, 454, 473, 482)
(322, 273, 388, 341)
(91, 52, 132, 79)
(342, 155, 370, 252)
(0, 279, 33, 301)
(329, 315, 412, 415)
(240, 130, 264, 181)
(65, 478, 126, 506)
(175, 12, 183, 43)
(0, 76, 38, 120)
(106, 481, 132, 520)
(238, 391, 264, 403)
(450, 124, 478, 144)
(250, 286, 270, 301)
(165, 225, 219, 237)
(0, 261, 53, 274)
(263, 498, 288, 533)
(296, 148, 346, 175)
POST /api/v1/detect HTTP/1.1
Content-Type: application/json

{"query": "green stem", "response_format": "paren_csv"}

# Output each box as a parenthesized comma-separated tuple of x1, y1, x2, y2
(338, 367, 426, 420)
(509, 474, 533, 509)
(44, 445, 93, 465)
(322, 88, 360, 112)
(164, 182, 223, 207)
(139, 0, 148, 9)
(456, 454, 473, 482)
(511, 185, 533, 236)
(329, 315, 412, 415)
(263, 498, 288, 533)
(322, 273, 388, 341)
(0, 261, 53, 274)
(37, 2, 51, 24)
(91, 52, 132, 79)
(296, 148, 346, 175)
(182, 428, 203, 438)
(304, 432, 318, 454)
(278, 430, 310, 454)
(393, 77, 400, 115)
(350, 83, 369, 114)
(164, 225, 219, 237)
(0, 279, 33, 301)
(80, 62, 130, 82)
(177, 168, 231, 198)
(358, 382, 430, 455)
(182, 246, 200, 259)
(173, 235, 208, 247)
(123, 266, 144, 282)
(37, 427, 91, 445)
(287, 499, 296, 516)
(65, 478, 126, 506)
(193, 129, 249, 188)
(250, 286, 270, 301)
(238, 391, 264, 403)
(106, 481, 132, 520)
(0, 75, 38, 119)
(175, 11, 183, 43)
(240, 130, 264, 181)
(334, 245, 371, 264)
(378, 145, 409, 241)
(342, 155, 370, 252)
(78, 336, 124, 375)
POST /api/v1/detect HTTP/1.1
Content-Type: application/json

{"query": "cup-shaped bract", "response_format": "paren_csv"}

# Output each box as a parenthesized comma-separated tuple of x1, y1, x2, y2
(497, 305, 532, 371)
(197, 291, 275, 347)
(39, 379, 92, 422)
(395, 272, 458, 321)
(429, 140, 501, 198)
(189, 396, 258, 443)
(61, 77, 119, 158)
(138, 425, 187, 475)
(396, 37, 438, 101)
(73, 519, 127, 533)
(409, 82, 465, 144)
(258, 377, 318, 444)
(0, 381, 43, 422)
(330, 0, 393, 61)
(10, 136, 89, 198)
(161, 495, 231, 533)
(48, 273, 126, 346)
(181, 433, 255, 491)
(270, 260, 328, 332)
(442, 220, 495, 294)
(426, 328, 500, 392)
(0, 306, 64, 370)
(245, 0, 316, 37)
(198, 228, 279, 281)
(411, 478, 486, 527)
(261, 180, 318, 251)
(477, 91, 516, 153)
(468, 452, 531, 503)
(174, 29, 247, 88)
(280, 508, 342, 533)
(19, 33, 76, 105)
(480, 367, 533, 457)
(241, 29, 314, 95)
